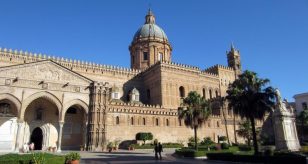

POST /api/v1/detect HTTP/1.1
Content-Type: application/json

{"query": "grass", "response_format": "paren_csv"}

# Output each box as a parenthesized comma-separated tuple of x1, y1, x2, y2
(176, 145, 254, 158)
(0, 153, 65, 164)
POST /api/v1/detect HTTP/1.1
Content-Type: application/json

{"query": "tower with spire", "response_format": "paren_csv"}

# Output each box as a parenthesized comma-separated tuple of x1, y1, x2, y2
(227, 43, 242, 76)
(129, 9, 172, 70)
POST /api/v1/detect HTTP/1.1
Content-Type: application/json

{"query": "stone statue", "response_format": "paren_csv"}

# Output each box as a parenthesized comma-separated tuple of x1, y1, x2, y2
(273, 88, 300, 151)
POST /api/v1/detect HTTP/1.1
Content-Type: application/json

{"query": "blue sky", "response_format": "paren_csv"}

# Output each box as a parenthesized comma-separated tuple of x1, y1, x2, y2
(0, 0, 307, 101)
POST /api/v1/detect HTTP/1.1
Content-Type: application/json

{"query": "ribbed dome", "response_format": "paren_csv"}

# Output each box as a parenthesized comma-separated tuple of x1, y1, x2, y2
(132, 9, 168, 41)
(133, 24, 168, 40)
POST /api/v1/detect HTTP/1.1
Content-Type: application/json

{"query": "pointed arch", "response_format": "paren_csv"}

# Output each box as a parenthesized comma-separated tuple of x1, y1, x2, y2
(20, 91, 62, 121)
(61, 99, 89, 122)
(0, 93, 21, 117)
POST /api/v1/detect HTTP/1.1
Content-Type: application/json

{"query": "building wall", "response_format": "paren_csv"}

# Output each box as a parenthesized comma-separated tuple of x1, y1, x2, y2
(294, 92, 308, 115)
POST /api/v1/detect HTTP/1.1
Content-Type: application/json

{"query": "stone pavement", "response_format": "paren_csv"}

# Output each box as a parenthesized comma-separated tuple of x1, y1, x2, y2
(75, 148, 237, 164)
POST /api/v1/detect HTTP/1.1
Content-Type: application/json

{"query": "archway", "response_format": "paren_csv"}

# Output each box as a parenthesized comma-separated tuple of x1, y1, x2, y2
(62, 104, 87, 150)
(24, 97, 60, 150)
(30, 127, 43, 150)
(0, 96, 20, 151)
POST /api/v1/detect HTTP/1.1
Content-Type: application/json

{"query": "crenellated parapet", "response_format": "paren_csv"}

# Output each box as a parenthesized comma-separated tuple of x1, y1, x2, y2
(108, 102, 178, 116)
(204, 64, 234, 74)
(0, 47, 141, 77)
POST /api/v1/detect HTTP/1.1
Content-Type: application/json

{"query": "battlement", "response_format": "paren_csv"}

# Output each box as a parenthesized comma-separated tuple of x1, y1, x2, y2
(109, 101, 178, 116)
(204, 64, 234, 74)
(0, 47, 141, 76)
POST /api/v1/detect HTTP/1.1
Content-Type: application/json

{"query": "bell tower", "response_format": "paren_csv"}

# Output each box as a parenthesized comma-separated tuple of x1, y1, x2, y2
(129, 9, 172, 70)
(227, 44, 242, 76)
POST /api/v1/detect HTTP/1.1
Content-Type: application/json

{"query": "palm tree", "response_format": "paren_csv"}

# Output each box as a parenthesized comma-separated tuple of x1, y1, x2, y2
(218, 96, 231, 145)
(297, 107, 308, 143)
(178, 91, 212, 151)
(226, 70, 275, 155)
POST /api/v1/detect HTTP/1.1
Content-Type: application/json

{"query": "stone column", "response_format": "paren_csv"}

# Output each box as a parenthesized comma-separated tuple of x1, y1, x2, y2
(14, 120, 24, 152)
(83, 122, 88, 149)
(57, 121, 64, 152)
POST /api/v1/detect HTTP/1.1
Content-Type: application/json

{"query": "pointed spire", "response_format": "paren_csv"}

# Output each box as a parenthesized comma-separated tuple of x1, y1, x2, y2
(231, 42, 235, 52)
(145, 8, 155, 24)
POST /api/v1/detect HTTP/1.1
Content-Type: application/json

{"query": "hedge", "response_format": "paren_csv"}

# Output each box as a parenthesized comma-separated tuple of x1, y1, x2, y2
(175, 148, 206, 157)
(0, 153, 65, 164)
(206, 152, 306, 164)
(131, 143, 183, 149)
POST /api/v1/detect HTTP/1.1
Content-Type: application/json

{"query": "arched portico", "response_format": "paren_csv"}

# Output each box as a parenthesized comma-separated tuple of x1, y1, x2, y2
(20, 91, 62, 121)
(22, 93, 61, 151)
(0, 94, 20, 152)
(60, 100, 88, 150)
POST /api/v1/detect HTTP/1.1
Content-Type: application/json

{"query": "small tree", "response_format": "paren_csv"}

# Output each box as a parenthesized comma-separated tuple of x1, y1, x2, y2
(201, 137, 214, 146)
(136, 132, 153, 145)
(237, 120, 253, 146)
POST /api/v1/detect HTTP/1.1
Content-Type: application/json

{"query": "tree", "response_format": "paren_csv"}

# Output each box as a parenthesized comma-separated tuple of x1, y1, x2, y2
(237, 120, 253, 146)
(178, 91, 211, 151)
(136, 132, 153, 145)
(218, 97, 231, 145)
(297, 107, 308, 143)
(226, 70, 275, 155)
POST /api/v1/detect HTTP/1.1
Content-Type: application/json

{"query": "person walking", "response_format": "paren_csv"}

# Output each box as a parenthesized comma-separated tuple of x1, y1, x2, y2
(154, 143, 159, 160)
(158, 142, 163, 160)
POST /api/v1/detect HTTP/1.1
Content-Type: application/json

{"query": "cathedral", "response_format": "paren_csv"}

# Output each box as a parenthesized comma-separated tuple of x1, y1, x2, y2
(0, 9, 247, 152)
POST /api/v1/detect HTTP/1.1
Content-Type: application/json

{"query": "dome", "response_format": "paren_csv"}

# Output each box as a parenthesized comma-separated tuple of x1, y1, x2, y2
(132, 9, 168, 42)
(133, 24, 168, 40)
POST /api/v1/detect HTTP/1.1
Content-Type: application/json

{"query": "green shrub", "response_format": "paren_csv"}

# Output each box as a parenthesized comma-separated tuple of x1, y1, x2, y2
(32, 153, 46, 164)
(131, 142, 183, 149)
(238, 144, 252, 151)
(218, 136, 227, 142)
(136, 132, 153, 144)
(221, 143, 229, 149)
(201, 137, 214, 146)
(206, 152, 307, 164)
(65, 152, 81, 162)
(130, 143, 153, 149)
(188, 136, 200, 144)
(163, 143, 184, 148)
(175, 148, 206, 157)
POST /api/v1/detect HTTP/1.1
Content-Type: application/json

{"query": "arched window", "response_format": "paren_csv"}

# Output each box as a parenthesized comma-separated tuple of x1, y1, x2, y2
(143, 118, 146, 125)
(156, 118, 159, 126)
(209, 89, 212, 99)
(131, 117, 134, 125)
(179, 86, 185, 98)
(158, 52, 163, 61)
(215, 90, 219, 97)
(36, 108, 43, 120)
(116, 116, 120, 125)
(166, 119, 169, 126)
(202, 88, 206, 99)
(217, 121, 220, 127)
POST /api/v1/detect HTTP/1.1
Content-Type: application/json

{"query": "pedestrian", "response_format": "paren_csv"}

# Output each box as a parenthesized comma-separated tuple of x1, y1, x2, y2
(158, 142, 163, 160)
(154, 143, 158, 160)
(29, 142, 34, 151)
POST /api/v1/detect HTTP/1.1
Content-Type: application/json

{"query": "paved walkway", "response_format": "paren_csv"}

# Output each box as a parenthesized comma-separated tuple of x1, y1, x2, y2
(75, 149, 237, 164)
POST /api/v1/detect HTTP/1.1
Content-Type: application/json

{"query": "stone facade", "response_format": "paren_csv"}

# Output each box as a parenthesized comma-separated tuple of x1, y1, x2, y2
(0, 10, 246, 152)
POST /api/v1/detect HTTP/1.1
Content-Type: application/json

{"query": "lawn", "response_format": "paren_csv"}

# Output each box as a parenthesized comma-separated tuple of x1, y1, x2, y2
(0, 153, 65, 164)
